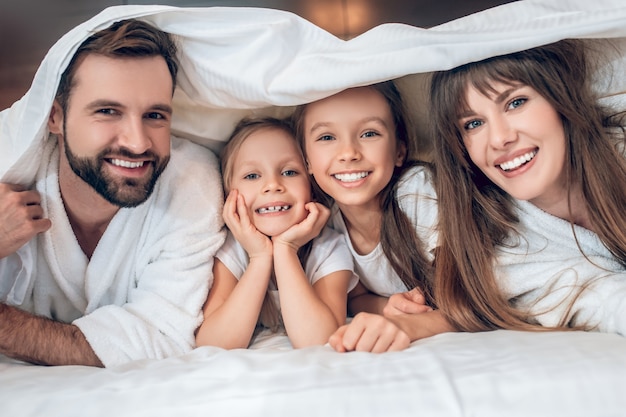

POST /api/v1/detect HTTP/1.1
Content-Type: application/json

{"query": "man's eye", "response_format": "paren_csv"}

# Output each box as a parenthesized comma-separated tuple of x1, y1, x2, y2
(146, 112, 166, 120)
(97, 108, 116, 115)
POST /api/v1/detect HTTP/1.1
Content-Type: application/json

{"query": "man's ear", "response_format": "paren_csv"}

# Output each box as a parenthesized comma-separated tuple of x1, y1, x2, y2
(48, 100, 64, 135)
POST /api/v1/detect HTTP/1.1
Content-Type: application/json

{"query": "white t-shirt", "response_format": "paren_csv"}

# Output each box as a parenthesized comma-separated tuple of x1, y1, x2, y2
(329, 165, 438, 297)
(216, 226, 359, 305)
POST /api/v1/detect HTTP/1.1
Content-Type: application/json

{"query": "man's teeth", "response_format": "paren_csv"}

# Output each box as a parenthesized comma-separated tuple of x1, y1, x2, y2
(498, 151, 537, 171)
(111, 159, 145, 168)
(333, 172, 368, 182)
(257, 205, 290, 214)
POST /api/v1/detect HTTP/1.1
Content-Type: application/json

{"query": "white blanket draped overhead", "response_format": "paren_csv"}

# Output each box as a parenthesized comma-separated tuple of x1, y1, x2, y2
(2, 1, 626, 185)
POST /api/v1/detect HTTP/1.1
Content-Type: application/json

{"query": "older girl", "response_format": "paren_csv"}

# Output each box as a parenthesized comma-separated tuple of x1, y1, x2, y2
(293, 81, 451, 352)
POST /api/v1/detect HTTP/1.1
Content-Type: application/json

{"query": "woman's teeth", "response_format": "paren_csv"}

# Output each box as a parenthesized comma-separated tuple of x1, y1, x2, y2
(111, 159, 145, 168)
(498, 150, 537, 171)
(333, 172, 369, 182)
(257, 205, 290, 214)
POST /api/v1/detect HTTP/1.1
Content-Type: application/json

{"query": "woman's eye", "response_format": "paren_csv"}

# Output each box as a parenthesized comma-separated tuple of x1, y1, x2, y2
(463, 120, 483, 130)
(243, 173, 259, 180)
(508, 97, 527, 109)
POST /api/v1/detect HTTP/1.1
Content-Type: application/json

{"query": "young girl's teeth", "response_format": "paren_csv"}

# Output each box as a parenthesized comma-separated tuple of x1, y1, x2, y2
(499, 151, 537, 171)
(334, 172, 368, 182)
(111, 159, 144, 168)
(257, 205, 290, 214)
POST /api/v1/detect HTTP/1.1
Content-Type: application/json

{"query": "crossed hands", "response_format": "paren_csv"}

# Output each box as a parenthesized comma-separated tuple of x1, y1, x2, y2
(222, 189, 330, 259)
(329, 288, 432, 353)
(0, 184, 51, 259)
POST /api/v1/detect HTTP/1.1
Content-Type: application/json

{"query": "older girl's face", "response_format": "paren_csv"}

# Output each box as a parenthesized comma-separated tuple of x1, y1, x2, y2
(458, 81, 568, 210)
(302, 87, 406, 212)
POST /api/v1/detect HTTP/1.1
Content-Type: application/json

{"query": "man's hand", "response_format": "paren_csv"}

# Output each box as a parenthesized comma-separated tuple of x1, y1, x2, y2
(0, 183, 51, 258)
(383, 287, 432, 317)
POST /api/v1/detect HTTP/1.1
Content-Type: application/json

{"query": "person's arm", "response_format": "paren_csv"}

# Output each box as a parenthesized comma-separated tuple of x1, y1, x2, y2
(274, 202, 350, 348)
(0, 183, 51, 258)
(328, 310, 455, 353)
(196, 190, 274, 349)
(0, 303, 102, 366)
(347, 282, 388, 315)
(195, 257, 272, 349)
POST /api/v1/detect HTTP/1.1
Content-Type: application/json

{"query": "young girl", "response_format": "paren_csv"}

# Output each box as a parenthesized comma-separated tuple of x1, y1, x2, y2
(430, 39, 626, 335)
(195, 117, 357, 349)
(292, 81, 452, 352)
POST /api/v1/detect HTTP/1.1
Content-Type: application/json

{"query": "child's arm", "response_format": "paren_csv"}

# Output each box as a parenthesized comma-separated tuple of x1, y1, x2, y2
(195, 190, 273, 349)
(347, 282, 388, 315)
(273, 202, 351, 348)
(195, 257, 272, 349)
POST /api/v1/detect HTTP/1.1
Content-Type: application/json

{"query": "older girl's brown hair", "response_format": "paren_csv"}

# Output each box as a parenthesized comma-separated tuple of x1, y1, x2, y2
(292, 81, 436, 306)
(430, 39, 626, 331)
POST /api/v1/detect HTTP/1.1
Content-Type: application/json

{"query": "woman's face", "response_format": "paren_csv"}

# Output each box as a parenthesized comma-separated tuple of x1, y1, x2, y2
(458, 81, 568, 210)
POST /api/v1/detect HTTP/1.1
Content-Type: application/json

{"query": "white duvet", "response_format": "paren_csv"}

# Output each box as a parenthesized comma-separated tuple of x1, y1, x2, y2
(2, 1, 626, 416)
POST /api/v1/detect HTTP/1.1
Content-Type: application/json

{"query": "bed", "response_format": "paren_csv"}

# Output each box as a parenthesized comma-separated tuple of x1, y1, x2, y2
(1, 2, 626, 416)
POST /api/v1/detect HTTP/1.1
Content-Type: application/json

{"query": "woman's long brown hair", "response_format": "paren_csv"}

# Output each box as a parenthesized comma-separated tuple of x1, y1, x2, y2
(430, 39, 626, 331)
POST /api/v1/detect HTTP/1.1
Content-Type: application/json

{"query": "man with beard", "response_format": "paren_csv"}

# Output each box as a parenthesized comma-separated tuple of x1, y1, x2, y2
(0, 19, 225, 367)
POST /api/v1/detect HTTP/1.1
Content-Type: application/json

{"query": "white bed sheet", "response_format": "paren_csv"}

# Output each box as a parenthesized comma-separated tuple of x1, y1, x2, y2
(2, 330, 625, 416)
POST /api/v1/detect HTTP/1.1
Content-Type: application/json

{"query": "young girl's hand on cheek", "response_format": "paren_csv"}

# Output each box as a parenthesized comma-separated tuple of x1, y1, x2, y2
(274, 202, 330, 251)
(223, 189, 272, 259)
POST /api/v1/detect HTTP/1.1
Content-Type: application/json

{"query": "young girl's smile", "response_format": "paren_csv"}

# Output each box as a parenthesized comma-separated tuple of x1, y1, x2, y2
(302, 87, 406, 211)
(460, 82, 568, 210)
(229, 127, 311, 237)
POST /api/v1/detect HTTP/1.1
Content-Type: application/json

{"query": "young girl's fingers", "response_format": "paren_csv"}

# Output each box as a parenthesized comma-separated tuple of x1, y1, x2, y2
(235, 194, 252, 227)
(328, 325, 348, 352)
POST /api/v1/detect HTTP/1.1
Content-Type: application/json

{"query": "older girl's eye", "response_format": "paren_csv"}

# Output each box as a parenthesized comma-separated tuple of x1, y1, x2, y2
(361, 131, 379, 138)
(243, 173, 259, 180)
(508, 97, 527, 110)
(463, 119, 483, 130)
(316, 134, 334, 142)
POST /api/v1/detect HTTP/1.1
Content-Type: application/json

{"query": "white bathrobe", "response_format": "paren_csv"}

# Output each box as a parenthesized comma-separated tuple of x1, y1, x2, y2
(0, 136, 225, 366)
(498, 201, 626, 335)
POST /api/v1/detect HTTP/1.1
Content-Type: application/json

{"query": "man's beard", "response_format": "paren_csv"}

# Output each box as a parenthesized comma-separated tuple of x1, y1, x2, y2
(63, 135, 170, 208)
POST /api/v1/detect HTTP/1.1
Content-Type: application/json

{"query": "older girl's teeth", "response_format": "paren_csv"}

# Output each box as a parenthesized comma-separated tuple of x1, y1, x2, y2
(334, 172, 368, 182)
(499, 151, 537, 171)
(257, 205, 290, 214)
(111, 159, 144, 168)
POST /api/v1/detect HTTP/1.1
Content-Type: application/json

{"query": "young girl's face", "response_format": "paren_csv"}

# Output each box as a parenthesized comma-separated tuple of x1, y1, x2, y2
(459, 81, 568, 208)
(229, 128, 311, 237)
(302, 87, 405, 211)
